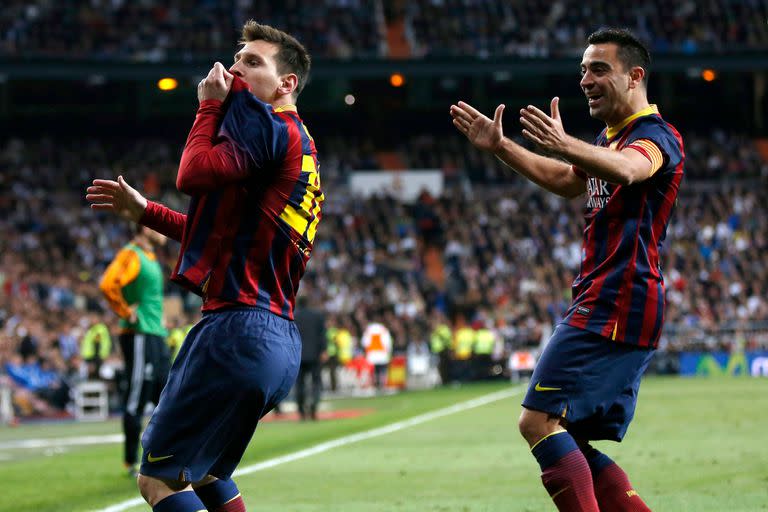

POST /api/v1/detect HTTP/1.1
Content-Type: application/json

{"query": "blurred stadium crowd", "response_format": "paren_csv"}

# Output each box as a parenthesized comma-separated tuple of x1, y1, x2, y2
(1, 0, 767, 60)
(1, 128, 766, 417)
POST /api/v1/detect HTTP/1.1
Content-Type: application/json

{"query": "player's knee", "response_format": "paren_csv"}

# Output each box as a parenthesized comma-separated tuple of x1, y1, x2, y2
(517, 409, 537, 443)
(137, 474, 189, 507)
(518, 408, 556, 446)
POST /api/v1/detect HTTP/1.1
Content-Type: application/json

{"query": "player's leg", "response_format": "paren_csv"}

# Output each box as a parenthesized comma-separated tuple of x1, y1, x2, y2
(119, 333, 143, 476)
(296, 363, 308, 419)
(137, 474, 202, 510)
(572, 348, 655, 512)
(328, 355, 338, 391)
(136, 319, 220, 511)
(309, 360, 322, 420)
(552, 330, 656, 512)
(194, 475, 245, 512)
(577, 441, 652, 511)
(139, 309, 299, 510)
(375, 363, 387, 389)
(202, 309, 300, 508)
(519, 325, 600, 512)
(519, 409, 599, 512)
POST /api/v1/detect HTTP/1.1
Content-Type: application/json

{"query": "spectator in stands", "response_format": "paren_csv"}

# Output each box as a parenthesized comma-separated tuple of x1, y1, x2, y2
(0, 125, 767, 422)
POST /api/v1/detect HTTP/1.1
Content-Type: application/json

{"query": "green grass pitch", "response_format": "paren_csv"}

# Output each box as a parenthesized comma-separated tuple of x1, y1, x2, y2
(1, 377, 767, 511)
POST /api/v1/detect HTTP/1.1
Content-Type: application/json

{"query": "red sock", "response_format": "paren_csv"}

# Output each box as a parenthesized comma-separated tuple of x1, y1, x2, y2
(214, 495, 246, 512)
(541, 450, 600, 512)
(594, 462, 652, 511)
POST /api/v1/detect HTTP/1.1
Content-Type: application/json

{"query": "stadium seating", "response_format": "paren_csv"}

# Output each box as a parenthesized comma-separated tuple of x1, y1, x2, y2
(1, 0, 767, 59)
(1, 130, 766, 417)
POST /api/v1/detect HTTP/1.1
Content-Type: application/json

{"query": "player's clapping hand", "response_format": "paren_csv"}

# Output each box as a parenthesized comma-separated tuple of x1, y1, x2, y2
(450, 101, 506, 153)
(520, 97, 568, 153)
(86, 175, 148, 223)
(198, 62, 234, 103)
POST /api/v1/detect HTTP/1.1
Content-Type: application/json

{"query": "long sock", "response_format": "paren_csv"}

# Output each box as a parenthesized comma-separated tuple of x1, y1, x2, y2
(152, 491, 206, 512)
(195, 478, 246, 512)
(531, 431, 599, 512)
(581, 444, 652, 511)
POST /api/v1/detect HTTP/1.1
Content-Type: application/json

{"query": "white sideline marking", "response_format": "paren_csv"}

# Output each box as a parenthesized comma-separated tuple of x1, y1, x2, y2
(90, 386, 523, 512)
(0, 434, 123, 450)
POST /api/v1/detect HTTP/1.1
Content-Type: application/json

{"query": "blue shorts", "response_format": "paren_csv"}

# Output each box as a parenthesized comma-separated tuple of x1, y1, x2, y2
(522, 324, 655, 441)
(140, 307, 301, 482)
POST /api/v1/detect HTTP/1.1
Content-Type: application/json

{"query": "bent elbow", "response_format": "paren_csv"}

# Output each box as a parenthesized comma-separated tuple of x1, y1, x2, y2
(619, 163, 653, 186)
(175, 174, 193, 194)
(176, 172, 208, 195)
(98, 281, 112, 297)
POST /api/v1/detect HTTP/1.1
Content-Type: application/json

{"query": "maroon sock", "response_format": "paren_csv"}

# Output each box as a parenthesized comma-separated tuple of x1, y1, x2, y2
(594, 462, 652, 511)
(532, 431, 599, 512)
(214, 495, 246, 512)
(541, 450, 601, 512)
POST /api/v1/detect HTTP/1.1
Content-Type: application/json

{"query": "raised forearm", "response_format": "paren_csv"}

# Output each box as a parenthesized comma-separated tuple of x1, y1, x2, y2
(176, 99, 248, 194)
(495, 137, 585, 198)
(559, 135, 648, 185)
(139, 200, 186, 242)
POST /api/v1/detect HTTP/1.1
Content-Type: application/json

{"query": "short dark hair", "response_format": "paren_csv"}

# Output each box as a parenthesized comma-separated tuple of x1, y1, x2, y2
(587, 28, 651, 85)
(241, 20, 311, 98)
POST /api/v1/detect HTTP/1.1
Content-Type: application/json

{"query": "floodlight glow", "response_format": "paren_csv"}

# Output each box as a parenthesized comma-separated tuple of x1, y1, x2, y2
(157, 78, 178, 91)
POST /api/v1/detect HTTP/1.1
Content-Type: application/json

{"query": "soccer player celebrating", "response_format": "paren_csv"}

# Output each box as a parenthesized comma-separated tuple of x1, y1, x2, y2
(87, 21, 323, 512)
(451, 28, 683, 511)
(99, 225, 170, 478)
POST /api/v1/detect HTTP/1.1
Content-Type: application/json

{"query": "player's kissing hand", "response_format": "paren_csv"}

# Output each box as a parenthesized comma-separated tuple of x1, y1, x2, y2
(198, 62, 234, 103)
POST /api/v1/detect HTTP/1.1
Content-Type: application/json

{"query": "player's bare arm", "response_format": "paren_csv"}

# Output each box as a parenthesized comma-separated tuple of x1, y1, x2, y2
(521, 97, 654, 186)
(86, 175, 147, 223)
(450, 100, 585, 198)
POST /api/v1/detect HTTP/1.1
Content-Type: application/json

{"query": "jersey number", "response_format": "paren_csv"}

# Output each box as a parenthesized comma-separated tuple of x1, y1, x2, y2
(279, 153, 324, 243)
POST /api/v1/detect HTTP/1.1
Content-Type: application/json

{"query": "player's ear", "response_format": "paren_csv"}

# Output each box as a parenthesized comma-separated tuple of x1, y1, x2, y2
(278, 73, 298, 97)
(628, 66, 645, 89)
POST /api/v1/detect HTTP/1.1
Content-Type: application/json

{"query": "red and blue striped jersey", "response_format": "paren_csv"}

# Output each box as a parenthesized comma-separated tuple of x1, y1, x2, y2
(564, 106, 684, 348)
(140, 77, 323, 320)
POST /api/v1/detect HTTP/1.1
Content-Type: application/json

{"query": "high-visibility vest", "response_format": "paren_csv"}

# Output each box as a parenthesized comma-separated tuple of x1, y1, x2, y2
(336, 329, 353, 364)
(474, 328, 496, 355)
(430, 324, 451, 353)
(166, 327, 186, 362)
(80, 323, 111, 360)
(453, 327, 475, 360)
(326, 327, 339, 357)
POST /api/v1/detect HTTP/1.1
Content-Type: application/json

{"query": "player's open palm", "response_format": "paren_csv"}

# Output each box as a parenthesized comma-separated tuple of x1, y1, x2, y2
(520, 97, 567, 152)
(450, 101, 505, 153)
(86, 175, 147, 223)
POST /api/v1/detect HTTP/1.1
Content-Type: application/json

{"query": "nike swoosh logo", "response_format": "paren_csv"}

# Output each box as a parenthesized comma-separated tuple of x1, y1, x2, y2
(534, 382, 562, 392)
(147, 453, 174, 463)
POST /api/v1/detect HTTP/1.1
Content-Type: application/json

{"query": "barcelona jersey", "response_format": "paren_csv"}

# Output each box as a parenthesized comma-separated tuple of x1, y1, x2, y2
(564, 105, 684, 348)
(141, 77, 323, 320)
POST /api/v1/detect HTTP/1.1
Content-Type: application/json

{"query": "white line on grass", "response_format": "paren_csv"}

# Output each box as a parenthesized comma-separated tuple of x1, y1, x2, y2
(91, 386, 523, 512)
(0, 434, 123, 450)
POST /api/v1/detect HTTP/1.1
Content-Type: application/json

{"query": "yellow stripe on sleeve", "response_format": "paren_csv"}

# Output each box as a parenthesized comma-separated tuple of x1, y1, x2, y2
(628, 139, 665, 176)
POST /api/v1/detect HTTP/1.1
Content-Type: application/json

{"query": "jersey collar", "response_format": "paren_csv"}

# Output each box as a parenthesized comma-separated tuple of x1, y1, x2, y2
(274, 104, 297, 113)
(606, 104, 659, 139)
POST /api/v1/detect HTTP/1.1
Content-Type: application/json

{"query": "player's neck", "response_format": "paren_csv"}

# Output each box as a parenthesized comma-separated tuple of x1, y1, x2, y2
(132, 236, 153, 253)
(606, 98, 651, 130)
